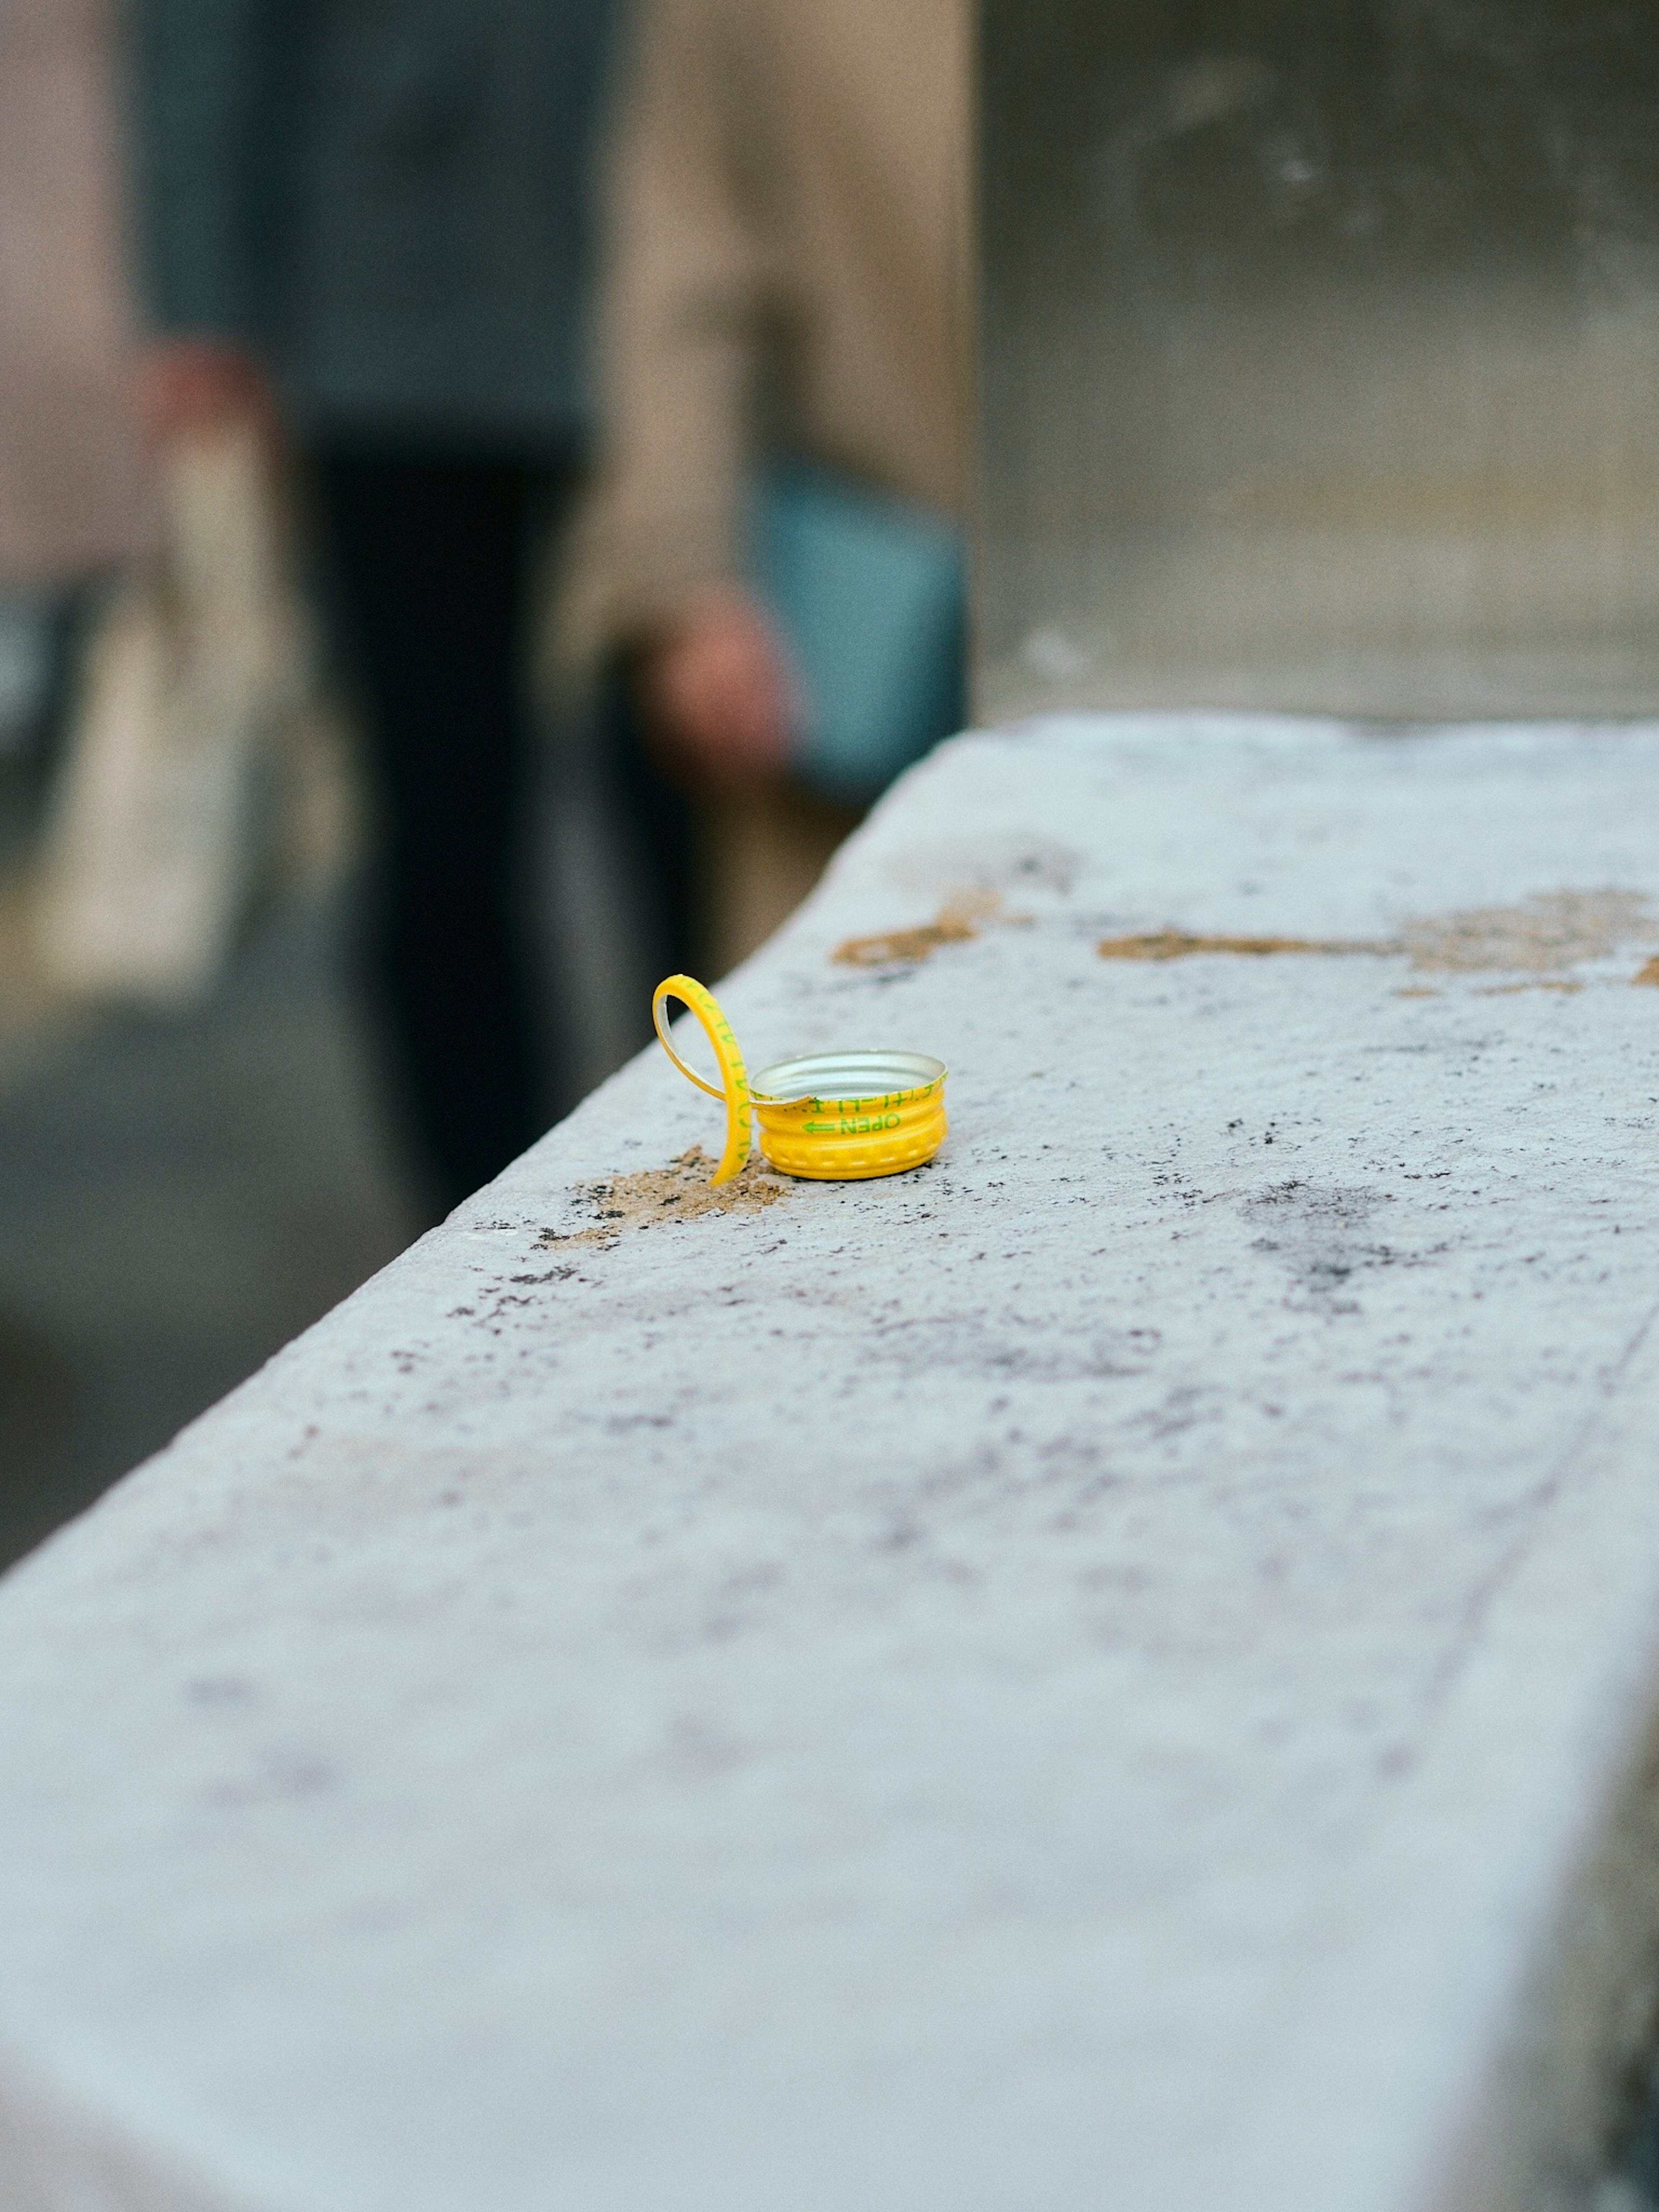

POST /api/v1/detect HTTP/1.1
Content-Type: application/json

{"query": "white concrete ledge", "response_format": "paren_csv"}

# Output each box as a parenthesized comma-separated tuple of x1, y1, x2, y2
(6, 716, 1659, 2212)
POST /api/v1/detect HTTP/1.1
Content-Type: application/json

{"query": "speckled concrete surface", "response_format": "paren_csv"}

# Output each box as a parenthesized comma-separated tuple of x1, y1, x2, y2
(6, 717, 1659, 2212)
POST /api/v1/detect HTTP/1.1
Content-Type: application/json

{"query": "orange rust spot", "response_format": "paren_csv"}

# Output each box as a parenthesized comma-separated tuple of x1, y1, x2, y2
(834, 914, 979, 968)
(833, 890, 1001, 969)
(1634, 957, 1659, 987)
(1477, 979, 1584, 996)
(1097, 930, 1388, 962)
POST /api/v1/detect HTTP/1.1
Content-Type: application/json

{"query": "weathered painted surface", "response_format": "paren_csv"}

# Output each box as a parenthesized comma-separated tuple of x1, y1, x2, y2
(5, 717, 1659, 2212)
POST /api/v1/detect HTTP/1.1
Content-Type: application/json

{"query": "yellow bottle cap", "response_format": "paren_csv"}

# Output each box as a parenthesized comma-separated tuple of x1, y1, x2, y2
(652, 976, 947, 1185)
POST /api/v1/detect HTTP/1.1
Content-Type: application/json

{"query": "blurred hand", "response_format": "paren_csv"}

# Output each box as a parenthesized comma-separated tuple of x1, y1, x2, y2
(638, 589, 797, 788)
(140, 339, 276, 446)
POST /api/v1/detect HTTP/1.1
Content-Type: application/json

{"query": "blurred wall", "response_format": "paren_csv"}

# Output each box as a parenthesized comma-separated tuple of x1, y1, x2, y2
(979, 1, 1659, 722)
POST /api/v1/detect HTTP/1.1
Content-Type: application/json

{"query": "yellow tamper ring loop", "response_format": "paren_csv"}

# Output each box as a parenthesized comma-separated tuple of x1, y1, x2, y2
(652, 974, 753, 1186)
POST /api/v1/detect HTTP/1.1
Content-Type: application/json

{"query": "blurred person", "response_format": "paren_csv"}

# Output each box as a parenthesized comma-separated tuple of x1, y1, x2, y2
(0, 0, 150, 762)
(568, 0, 971, 968)
(134, 0, 619, 1214)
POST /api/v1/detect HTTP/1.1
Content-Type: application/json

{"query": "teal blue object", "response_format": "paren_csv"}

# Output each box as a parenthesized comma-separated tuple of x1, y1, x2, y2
(750, 459, 966, 803)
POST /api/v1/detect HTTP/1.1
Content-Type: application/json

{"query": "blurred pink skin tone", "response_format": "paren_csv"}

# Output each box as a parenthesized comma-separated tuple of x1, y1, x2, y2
(639, 588, 796, 788)
(139, 338, 277, 446)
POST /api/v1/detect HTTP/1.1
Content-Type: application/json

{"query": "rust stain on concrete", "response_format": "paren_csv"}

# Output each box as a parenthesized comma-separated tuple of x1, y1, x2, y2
(1098, 891, 1657, 981)
(1096, 930, 1384, 962)
(833, 890, 1003, 969)
(1475, 979, 1584, 996)
(1399, 890, 1651, 974)
(839, 884, 1659, 985)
